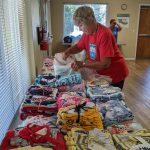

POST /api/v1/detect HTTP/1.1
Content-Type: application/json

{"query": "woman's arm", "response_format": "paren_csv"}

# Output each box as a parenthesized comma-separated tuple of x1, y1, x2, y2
(71, 57, 111, 71)
(117, 23, 122, 31)
(63, 44, 82, 59)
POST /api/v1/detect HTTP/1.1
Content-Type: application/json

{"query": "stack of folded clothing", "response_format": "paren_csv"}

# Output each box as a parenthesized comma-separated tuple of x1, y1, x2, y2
(3, 52, 149, 150)
(57, 101, 103, 131)
(1, 124, 67, 150)
(10, 145, 53, 150)
(27, 85, 57, 97)
(106, 121, 143, 134)
(112, 129, 150, 150)
(18, 115, 58, 130)
(86, 75, 112, 88)
(20, 86, 58, 119)
(57, 92, 90, 109)
(34, 74, 56, 87)
(88, 128, 116, 150)
(55, 72, 82, 87)
(87, 86, 124, 103)
(20, 102, 57, 120)
(57, 80, 86, 92)
(53, 53, 83, 88)
(64, 128, 116, 150)
(64, 128, 88, 149)
(96, 100, 134, 127)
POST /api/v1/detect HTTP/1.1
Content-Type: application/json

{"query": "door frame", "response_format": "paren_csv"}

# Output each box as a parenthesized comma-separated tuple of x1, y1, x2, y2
(135, 4, 150, 59)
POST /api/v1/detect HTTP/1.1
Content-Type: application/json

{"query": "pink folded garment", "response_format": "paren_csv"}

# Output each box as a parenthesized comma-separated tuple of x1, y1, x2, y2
(56, 92, 90, 109)
(57, 80, 86, 92)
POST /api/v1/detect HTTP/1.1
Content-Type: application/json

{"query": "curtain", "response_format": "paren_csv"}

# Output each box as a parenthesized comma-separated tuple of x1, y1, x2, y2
(0, 0, 31, 143)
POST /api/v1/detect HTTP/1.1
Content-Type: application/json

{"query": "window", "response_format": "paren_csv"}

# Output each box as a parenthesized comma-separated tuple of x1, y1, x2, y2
(0, 0, 31, 143)
(63, 4, 107, 40)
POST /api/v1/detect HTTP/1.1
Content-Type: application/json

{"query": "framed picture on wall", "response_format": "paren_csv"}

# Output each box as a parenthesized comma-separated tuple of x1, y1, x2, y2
(117, 14, 130, 28)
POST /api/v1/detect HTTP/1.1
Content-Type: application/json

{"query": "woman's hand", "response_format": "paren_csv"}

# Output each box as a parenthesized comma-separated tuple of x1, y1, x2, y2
(71, 61, 84, 71)
(62, 51, 70, 60)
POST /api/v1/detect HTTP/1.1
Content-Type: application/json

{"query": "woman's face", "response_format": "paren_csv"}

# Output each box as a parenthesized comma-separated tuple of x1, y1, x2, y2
(111, 20, 117, 27)
(78, 22, 95, 35)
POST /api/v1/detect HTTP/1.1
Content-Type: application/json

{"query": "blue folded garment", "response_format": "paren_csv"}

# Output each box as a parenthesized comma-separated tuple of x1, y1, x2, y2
(34, 74, 56, 87)
(97, 100, 134, 127)
(55, 73, 82, 87)
(87, 86, 124, 103)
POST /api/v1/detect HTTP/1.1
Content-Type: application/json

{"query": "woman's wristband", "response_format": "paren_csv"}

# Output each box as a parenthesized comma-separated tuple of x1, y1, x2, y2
(82, 61, 86, 67)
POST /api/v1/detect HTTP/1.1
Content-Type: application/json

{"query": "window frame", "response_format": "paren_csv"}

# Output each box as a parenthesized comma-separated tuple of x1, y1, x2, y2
(62, 3, 108, 39)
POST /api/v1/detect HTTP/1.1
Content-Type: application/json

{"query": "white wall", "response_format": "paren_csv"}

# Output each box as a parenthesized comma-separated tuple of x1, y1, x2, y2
(50, 0, 150, 59)
(30, 0, 43, 74)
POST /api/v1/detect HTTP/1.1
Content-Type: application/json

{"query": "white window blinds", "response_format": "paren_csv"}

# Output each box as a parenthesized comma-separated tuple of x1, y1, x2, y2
(0, 0, 31, 143)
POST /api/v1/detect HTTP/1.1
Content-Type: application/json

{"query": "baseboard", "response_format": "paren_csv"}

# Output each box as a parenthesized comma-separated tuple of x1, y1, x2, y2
(125, 58, 136, 60)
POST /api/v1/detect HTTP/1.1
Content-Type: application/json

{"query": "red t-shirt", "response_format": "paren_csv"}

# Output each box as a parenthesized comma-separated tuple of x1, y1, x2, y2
(77, 24, 129, 84)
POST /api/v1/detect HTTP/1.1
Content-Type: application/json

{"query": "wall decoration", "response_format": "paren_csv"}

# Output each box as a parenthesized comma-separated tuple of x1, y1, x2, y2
(121, 4, 127, 10)
(117, 14, 130, 28)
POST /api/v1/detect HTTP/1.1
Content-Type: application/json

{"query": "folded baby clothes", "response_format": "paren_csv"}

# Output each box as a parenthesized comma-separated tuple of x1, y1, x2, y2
(57, 92, 86, 98)
(97, 100, 134, 127)
(1, 124, 67, 150)
(57, 92, 90, 109)
(21, 103, 57, 114)
(34, 74, 56, 87)
(88, 128, 116, 150)
(57, 102, 103, 131)
(41, 58, 54, 75)
(27, 86, 58, 97)
(106, 121, 143, 134)
(20, 100, 57, 115)
(86, 74, 112, 88)
(54, 53, 75, 76)
(18, 115, 58, 129)
(22, 95, 58, 109)
(112, 129, 150, 150)
(20, 93, 58, 118)
(130, 140, 150, 150)
(87, 86, 124, 103)
(11, 146, 53, 150)
(64, 128, 88, 150)
(20, 112, 57, 120)
(22, 98, 57, 109)
(55, 73, 82, 87)
(57, 80, 86, 92)
(25, 94, 57, 103)
(65, 128, 116, 150)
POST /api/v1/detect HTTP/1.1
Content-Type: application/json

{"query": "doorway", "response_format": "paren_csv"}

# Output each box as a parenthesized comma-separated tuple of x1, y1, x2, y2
(136, 5, 150, 59)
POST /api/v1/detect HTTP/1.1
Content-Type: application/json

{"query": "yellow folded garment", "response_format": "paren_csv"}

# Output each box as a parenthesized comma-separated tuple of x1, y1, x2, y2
(58, 104, 97, 119)
(57, 102, 103, 131)
(58, 119, 103, 131)
(58, 118, 100, 126)
(58, 108, 102, 121)
(58, 115, 103, 130)
(65, 128, 88, 150)
(58, 106, 98, 117)
(60, 124, 102, 131)
(64, 135, 75, 145)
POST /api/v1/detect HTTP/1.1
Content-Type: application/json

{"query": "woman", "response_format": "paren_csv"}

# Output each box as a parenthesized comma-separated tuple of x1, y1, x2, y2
(63, 6, 128, 89)
(109, 18, 122, 42)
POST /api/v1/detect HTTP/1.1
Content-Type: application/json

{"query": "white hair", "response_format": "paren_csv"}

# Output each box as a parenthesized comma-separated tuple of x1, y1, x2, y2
(73, 6, 96, 26)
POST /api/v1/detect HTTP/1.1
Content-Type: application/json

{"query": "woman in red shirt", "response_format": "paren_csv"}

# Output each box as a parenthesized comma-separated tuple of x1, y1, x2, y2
(63, 6, 129, 89)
